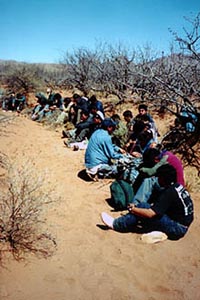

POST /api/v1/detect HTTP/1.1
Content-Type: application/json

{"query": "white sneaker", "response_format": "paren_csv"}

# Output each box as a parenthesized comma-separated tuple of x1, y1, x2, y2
(101, 212, 114, 229)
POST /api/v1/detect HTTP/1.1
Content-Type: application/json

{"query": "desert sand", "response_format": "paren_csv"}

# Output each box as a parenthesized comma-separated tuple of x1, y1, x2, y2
(0, 111, 200, 300)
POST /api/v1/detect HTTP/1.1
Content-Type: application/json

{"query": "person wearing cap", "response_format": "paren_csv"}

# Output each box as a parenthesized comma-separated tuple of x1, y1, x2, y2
(87, 110, 105, 139)
(85, 118, 124, 179)
(101, 164, 194, 240)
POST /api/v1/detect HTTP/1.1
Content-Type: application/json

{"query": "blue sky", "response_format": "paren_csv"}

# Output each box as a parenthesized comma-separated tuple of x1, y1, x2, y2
(0, 0, 199, 63)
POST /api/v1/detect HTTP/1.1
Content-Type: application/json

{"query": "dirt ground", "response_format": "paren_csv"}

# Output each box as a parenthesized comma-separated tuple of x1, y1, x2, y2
(0, 111, 200, 300)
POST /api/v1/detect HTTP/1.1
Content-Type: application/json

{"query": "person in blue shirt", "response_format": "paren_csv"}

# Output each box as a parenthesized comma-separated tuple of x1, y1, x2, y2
(85, 118, 124, 180)
(88, 95, 104, 115)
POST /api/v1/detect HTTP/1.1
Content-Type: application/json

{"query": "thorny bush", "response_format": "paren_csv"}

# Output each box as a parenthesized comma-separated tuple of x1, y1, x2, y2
(0, 159, 58, 262)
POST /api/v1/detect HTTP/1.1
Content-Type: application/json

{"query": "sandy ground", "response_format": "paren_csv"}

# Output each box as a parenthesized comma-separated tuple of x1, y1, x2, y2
(0, 111, 200, 300)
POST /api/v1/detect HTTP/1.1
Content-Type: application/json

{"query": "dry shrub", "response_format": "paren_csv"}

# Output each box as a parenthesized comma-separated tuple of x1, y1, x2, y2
(0, 159, 57, 262)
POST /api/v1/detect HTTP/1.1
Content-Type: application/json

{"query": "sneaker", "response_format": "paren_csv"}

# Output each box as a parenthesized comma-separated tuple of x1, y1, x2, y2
(141, 231, 168, 244)
(101, 212, 114, 229)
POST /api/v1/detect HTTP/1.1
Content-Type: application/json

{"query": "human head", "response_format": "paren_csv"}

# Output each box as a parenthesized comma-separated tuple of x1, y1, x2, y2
(102, 118, 116, 134)
(123, 110, 133, 122)
(138, 104, 148, 115)
(47, 88, 52, 94)
(112, 114, 121, 124)
(137, 130, 153, 149)
(93, 111, 104, 124)
(80, 109, 90, 120)
(89, 95, 97, 103)
(72, 93, 81, 102)
(142, 148, 161, 168)
(156, 164, 177, 187)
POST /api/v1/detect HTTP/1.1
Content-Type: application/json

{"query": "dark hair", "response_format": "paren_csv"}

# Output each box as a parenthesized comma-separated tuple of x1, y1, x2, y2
(89, 95, 97, 102)
(53, 93, 62, 101)
(133, 120, 146, 135)
(143, 148, 161, 167)
(80, 109, 89, 116)
(138, 104, 148, 111)
(112, 114, 121, 121)
(123, 110, 133, 118)
(156, 164, 177, 185)
(63, 97, 72, 106)
(73, 93, 81, 100)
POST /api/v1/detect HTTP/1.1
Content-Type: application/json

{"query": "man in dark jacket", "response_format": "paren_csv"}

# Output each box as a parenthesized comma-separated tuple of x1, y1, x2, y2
(101, 164, 194, 240)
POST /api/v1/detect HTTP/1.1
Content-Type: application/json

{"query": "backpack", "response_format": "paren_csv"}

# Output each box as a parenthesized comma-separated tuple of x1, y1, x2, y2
(110, 179, 134, 211)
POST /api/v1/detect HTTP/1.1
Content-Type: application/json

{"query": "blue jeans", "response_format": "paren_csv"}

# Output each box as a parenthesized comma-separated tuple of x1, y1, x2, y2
(113, 203, 188, 240)
(132, 177, 162, 205)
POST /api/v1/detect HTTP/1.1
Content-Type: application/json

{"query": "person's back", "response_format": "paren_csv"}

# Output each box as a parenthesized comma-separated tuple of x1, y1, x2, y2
(85, 128, 120, 168)
(111, 114, 128, 148)
(88, 95, 104, 115)
(164, 151, 185, 186)
(85, 118, 123, 172)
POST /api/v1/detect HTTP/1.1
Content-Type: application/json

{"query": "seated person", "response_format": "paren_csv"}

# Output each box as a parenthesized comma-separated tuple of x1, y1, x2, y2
(31, 93, 49, 121)
(85, 118, 124, 179)
(69, 93, 89, 125)
(13, 93, 26, 112)
(101, 164, 194, 240)
(135, 104, 159, 141)
(132, 147, 185, 205)
(129, 130, 155, 157)
(66, 111, 105, 151)
(63, 109, 93, 143)
(88, 95, 104, 115)
(123, 110, 135, 139)
(111, 114, 128, 148)
(2, 92, 16, 111)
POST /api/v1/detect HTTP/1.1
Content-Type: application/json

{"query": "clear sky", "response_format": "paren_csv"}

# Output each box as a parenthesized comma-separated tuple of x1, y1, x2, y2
(0, 0, 199, 63)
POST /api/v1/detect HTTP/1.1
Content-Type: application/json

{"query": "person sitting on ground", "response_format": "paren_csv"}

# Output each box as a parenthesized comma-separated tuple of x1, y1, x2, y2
(13, 93, 26, 112)
(31, 93, 49, 121)
(123, 110, 135, 139)
(101, 164, 194, 240)
(131, 147, 185, 206)
(111, 114, 128, 148)
(63, 109, 93, 143)
(135, 104, 159, 141)
(67, 111, 105, 151)
(85, 118, 125, 180)
(2, 92, 16, 111)
(129, 130, 155, 158)
(55, 97, 73, 125)
(125, 119, 150, 154)
(68, 93, 89, 125)
(87, 110, 104, 139)
(88, 95, 104, 115)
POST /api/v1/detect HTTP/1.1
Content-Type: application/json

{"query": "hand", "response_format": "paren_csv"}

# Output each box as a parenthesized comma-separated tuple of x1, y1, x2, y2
(127, 203, 135, 213)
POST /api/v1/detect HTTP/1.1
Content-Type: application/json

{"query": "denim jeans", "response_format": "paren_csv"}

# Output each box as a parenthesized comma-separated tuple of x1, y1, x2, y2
(113, 203, 188, 240)
(132, 177, 162, 205)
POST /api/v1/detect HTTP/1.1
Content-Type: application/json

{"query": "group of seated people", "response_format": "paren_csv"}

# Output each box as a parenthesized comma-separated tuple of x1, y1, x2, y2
(64, 97, 193, 242)
(30, 90, 194, 242)
(2, 92, 26, 112)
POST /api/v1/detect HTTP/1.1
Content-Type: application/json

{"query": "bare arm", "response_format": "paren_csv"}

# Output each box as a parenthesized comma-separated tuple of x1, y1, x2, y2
(127, 203, 156, 218)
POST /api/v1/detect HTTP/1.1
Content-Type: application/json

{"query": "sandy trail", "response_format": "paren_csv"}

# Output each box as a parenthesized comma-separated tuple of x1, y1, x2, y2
(0, 112, 200, 300)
